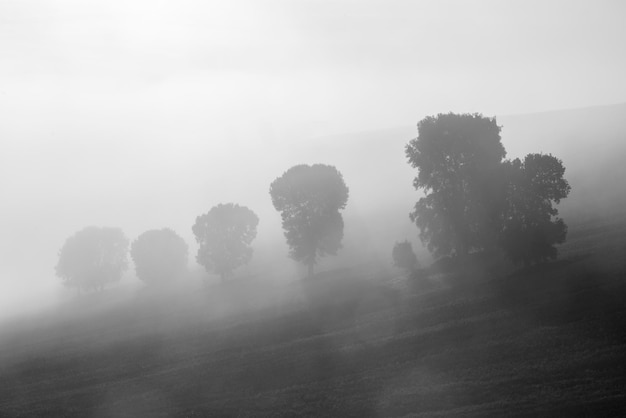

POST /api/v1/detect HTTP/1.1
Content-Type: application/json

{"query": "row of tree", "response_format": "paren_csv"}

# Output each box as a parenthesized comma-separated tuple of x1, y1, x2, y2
(55, 113, 570, 292)
(55, 164, 349, 292)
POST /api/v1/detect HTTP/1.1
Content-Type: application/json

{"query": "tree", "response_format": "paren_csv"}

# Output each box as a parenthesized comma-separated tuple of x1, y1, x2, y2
(55, 226, 128, 293)
(406, 113, 571, 269)
(406, 113, 507, 258)
(192, 203, 259, 280)
(392, 241, 419, 274)
(499, 153, 570, 265)
(130, 228, 188, 286)
(270, 164, 349, 276)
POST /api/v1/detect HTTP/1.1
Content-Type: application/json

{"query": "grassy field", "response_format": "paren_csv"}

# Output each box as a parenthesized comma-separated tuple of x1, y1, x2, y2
(1, 216, 625, 417)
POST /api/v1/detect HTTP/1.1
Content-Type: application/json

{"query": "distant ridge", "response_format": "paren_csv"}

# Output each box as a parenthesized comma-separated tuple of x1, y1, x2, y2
(499, 101, 626, 119)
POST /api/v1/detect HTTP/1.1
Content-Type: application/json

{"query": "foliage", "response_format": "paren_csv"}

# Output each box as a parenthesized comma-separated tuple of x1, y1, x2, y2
(499, 154, 571, 265)
(392, 241, 419, 273)
(406, 113, 571, 267)
(406, 113, 506, 258)
(55, 226, 128, 292)
(192, 203, 259, 280)
(130, 228, 188, 285)
(270, 164, 349, 275)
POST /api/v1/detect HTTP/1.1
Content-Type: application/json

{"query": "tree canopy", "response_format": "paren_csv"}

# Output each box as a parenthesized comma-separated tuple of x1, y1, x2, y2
(499, 153, 570, 265)
(406, 113, 506, 258)
(406, 113, 570, 266)
(130, 228, 188, 285)
(192, 203, 259, 280)
(55, 226, 129, 292)
(270, 164, 349, 275)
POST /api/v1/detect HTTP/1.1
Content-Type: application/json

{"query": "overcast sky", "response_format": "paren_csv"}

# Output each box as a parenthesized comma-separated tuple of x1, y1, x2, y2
(1, 0, 625, 315)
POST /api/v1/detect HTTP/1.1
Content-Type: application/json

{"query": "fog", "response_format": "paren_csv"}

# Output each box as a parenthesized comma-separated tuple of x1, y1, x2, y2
(2, 0, 626, 321)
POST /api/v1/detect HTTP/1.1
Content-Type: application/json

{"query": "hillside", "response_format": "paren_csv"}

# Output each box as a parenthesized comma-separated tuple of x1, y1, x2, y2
(1, 103, 626, 416)
(1, 214, 625, 417)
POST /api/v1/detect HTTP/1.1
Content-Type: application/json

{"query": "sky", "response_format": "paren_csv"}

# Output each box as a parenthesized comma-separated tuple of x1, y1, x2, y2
(1, 0, 626, 316)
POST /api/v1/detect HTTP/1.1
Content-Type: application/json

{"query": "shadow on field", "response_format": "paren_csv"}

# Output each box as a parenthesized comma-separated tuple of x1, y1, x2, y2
(489, 255, 626, 342)
(3, 257, 625, 416)
(298, 268, 401, 331)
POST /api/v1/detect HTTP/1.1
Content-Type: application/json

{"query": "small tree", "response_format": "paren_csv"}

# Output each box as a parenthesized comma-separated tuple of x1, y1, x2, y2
(392, 241, 419, 274)
(55, 226, 128, 293)
(131, 228, 188, 286)
(270, 164, 349, 276)
(500, 153, 571, 266)
(192, 203, 259, 281)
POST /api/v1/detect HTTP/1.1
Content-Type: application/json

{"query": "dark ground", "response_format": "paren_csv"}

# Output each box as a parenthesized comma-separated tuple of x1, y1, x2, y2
(1, 216, 625, 417)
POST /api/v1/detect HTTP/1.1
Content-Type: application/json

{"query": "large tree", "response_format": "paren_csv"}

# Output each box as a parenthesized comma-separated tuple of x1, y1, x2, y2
(406, 113, 506, 258)
(192, 203, 259, 280)
(406, 113, 571, 268)
(130, 228, 188, 286)
(270, 164, 349, 276)
(55, 226, 129, 293)
(499, 153, 571, 265)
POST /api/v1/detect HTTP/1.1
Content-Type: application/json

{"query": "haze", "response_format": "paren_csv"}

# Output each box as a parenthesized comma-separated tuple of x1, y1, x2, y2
(2, 0, 626, 319)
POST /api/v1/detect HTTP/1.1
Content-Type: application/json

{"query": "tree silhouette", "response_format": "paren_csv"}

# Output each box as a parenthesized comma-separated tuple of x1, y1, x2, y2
(130, 228, 188, 286)
(55, 226, 128, 293)
(406, 113, 506, 258)
(500, 153, 571, 265)
(192, 203, 259, 281)
(270, 164, 349, 276)
(392, 241, 419, 274)
(406, 113, 571, 269)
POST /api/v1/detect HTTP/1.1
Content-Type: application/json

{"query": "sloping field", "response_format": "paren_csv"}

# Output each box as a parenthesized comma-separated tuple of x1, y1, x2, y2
(1, 218, 625, 417)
